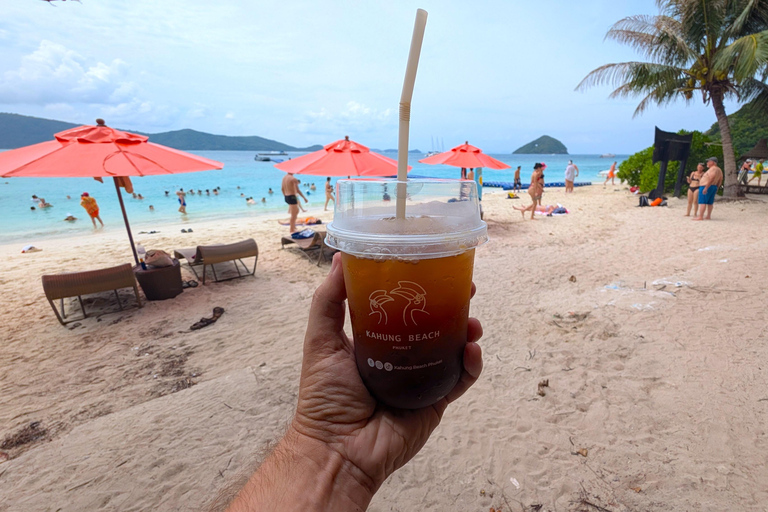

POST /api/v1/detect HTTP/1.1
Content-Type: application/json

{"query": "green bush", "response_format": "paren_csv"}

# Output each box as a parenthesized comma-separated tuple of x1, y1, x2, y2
(617, 131, 724, 193)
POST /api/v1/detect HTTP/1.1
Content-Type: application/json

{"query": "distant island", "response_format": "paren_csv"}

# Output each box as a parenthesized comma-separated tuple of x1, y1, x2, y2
(0, 113, 322, 152)
(513, 135, 568, 154)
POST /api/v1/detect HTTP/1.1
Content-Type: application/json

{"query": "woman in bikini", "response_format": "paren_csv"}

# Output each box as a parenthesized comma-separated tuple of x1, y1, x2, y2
(685, 163, 705, 217)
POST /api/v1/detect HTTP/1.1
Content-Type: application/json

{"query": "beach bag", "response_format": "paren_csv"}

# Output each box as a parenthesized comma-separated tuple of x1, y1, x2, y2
(638, 195, 650, 207)
(650, 197, 663, 207)
(145, 249, 174, 267)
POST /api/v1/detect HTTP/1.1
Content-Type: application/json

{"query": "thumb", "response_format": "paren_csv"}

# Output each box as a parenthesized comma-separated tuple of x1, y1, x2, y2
(304, 252, 348, 350)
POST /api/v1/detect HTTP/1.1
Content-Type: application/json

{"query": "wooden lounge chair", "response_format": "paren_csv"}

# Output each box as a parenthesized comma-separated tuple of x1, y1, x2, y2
(42, 263, 142, 325)
(173, 238, 259, 284)
(280, 230, 337, 266)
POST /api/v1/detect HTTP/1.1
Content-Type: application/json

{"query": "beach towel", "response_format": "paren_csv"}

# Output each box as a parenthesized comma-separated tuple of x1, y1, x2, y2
(291, 229, 315, 240)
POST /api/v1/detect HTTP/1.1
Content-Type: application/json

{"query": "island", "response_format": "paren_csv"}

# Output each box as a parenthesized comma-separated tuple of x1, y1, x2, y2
(512, 135, 568, 154)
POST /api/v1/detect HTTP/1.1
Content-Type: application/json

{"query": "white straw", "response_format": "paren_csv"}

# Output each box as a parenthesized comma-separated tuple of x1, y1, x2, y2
(396, 8, 428, 219)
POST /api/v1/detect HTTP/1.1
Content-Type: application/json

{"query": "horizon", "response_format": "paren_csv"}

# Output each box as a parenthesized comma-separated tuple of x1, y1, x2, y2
(1, 1, 740, 154)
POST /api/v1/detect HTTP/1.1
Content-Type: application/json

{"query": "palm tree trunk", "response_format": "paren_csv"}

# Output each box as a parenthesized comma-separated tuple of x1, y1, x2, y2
(711, 90, 739, 198)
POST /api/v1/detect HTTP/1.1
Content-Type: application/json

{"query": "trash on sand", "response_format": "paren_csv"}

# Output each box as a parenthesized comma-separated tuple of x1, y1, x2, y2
(631, 303, 655, 311)
(575, 448, 588, 457)
(569, 275, 577, 282)
(191, 306, 225, 330)
(537, 379, 549, 397)
(510, 477, 520, 489)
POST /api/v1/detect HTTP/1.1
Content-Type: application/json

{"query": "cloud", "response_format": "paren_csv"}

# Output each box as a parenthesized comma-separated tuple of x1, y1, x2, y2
(291, 101, 393, 138)
(0, 40, 134, 105)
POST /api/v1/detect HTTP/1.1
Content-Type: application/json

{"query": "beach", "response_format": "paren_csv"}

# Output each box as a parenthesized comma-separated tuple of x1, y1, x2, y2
(1, 184, 767, 511)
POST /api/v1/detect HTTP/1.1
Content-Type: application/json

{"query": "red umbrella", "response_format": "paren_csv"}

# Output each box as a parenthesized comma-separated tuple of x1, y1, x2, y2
(418, 141, 510, 170)
(0, 119, 223, 264)
(275, 136, 410, 176)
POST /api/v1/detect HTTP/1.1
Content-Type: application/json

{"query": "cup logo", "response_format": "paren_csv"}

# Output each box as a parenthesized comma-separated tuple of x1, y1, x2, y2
(368, 281, 429, 326)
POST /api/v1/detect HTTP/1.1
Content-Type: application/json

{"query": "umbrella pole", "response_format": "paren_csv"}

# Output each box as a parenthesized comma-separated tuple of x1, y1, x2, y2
(114, 177, 139, 266)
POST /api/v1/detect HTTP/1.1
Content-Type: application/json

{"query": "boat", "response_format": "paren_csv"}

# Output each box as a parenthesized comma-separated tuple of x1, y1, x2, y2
(254, 151, 288, 162)
(425, 136, 444, 157)
(599, 153, 616, 158)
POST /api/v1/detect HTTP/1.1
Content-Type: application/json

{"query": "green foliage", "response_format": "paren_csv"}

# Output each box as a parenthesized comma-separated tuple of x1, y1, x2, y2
(705, 98, 768, 155)
(512, 135, 568, 154)
(617, 131, 723, 193)
(0, 113, 321, 151)
(577, 0, 768, 196)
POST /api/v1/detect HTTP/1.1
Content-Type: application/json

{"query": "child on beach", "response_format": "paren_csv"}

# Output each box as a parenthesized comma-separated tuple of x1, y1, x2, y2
(79, 192, 103, 228)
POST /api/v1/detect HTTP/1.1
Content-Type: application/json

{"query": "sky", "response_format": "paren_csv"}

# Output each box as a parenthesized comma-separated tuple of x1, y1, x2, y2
(0, 0, 743, 154)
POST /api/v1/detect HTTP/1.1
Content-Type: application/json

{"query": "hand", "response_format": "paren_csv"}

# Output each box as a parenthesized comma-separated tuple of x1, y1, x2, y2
(292, 252, 483, 492)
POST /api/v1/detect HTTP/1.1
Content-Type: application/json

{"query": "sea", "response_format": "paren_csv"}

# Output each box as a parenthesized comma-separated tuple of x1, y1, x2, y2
(0, 151, 626, 245)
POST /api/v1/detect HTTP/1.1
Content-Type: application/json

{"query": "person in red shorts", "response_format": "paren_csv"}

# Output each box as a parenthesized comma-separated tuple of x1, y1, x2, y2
(79, 192, 103, 228)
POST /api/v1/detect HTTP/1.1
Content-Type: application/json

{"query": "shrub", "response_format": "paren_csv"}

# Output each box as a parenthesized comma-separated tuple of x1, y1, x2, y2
(617, 131, 724, 193)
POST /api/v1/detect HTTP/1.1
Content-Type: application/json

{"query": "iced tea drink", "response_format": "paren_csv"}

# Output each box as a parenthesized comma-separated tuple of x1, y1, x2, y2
(326, 179, 487, 409)
(342, 249, 475, 409)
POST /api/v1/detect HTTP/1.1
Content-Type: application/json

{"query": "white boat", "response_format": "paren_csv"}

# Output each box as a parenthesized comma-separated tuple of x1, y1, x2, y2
(599, 153, 616, 158)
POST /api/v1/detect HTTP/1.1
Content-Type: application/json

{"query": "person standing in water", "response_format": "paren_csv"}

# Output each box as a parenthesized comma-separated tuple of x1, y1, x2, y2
(177, 189, 187, 214)
(324, 177, 335, 211)
(79, 192, 104, 228)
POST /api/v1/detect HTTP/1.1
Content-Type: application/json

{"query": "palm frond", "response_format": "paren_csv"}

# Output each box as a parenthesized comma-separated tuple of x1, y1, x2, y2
(724, 0, 768, 41)
(735, 76, 768, 110)
(576, 61, 685, 92)
(607, 14, 695, 65)
(715, 30, 768, 80)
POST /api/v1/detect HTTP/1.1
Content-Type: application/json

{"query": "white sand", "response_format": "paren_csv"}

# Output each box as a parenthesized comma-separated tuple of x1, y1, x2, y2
(1, 185, 767, 511)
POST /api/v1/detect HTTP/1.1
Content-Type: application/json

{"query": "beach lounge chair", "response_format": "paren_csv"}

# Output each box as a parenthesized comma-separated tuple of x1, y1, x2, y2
(173, 238, 259, 284)
(280, 230, 337, 266)
(42, 263, 142, 325)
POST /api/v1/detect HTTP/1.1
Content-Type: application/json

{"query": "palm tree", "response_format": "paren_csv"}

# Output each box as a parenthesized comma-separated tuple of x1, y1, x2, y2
(577, 0, 768, 197)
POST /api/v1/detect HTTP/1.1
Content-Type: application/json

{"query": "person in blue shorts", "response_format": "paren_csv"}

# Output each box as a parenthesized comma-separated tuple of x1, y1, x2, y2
(693, 157, 723, 221)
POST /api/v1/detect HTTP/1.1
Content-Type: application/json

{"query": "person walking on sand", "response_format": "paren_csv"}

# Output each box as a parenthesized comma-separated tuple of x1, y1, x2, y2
(79, 192, 104, 228)
(527, 163, 545, 220)
(282, 172, 308, 233)
(324, 177, 335, 211)
(513, 166, 522, 192)
(603, 161, 617, 187)
(176, 189, 187, 214)
(693, 157, 724, 221)
(565, 160, 579, 193)
(684, 163, 705, 217)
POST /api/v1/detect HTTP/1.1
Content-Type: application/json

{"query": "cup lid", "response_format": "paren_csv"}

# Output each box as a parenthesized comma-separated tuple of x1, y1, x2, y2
(325, 179, 488, 258)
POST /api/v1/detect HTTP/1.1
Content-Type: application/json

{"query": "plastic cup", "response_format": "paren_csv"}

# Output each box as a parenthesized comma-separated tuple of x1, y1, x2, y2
(325, 179, 488, 409)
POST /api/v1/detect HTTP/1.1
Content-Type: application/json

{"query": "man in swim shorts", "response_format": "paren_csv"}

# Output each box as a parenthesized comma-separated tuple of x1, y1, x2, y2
(693, 156, 723, 221)
(79, 192, 104, 228)
(513, 166, 521, 192)
(282, 172, 308, 233)
(527, 163, 545, 220)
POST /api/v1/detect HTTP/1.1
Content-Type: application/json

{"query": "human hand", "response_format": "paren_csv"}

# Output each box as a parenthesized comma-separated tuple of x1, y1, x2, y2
(291, 252, 483, 494)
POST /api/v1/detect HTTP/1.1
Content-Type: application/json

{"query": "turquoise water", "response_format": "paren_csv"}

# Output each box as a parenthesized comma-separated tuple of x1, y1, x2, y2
(0, 151, 625, 244)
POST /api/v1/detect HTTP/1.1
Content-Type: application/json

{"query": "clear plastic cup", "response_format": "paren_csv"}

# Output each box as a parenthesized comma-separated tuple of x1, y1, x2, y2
(325, 179, 488, 409)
